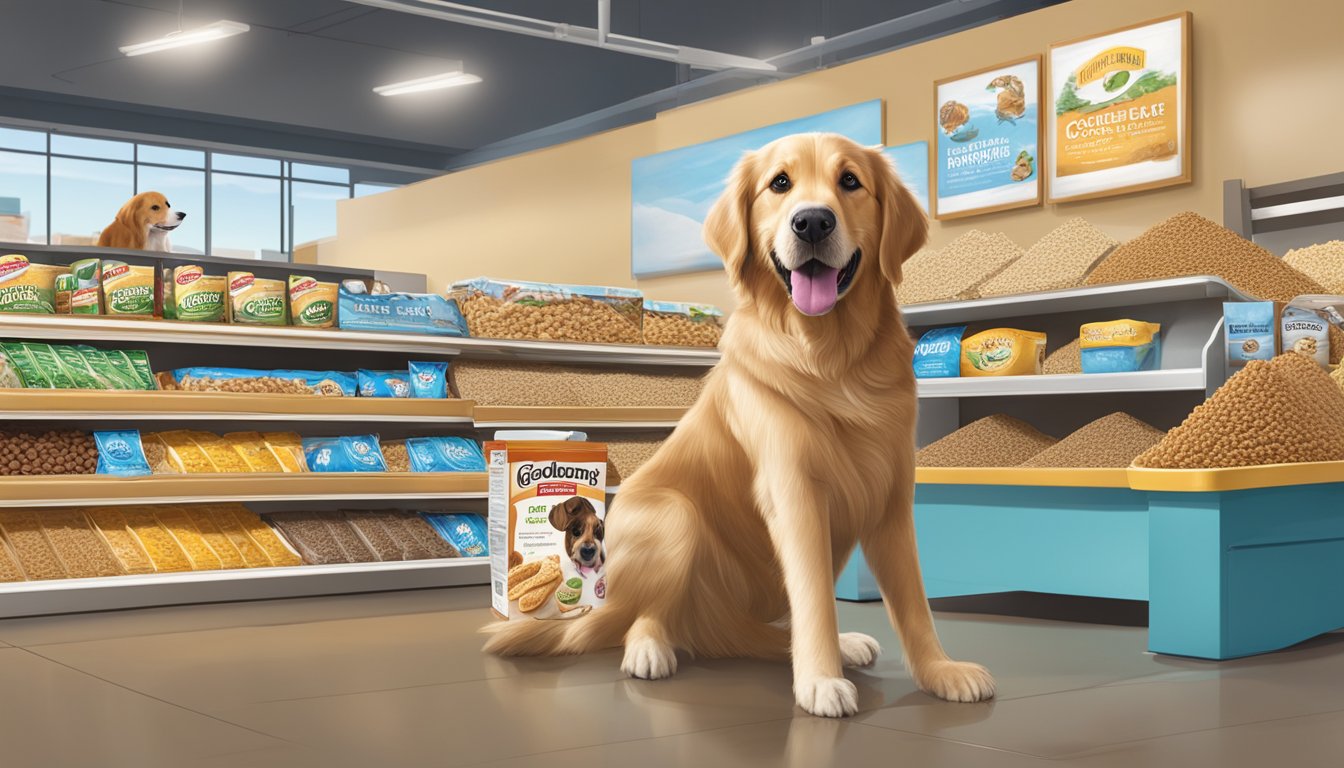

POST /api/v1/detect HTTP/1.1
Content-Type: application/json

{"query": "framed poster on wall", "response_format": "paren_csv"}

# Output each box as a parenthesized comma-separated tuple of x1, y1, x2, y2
(630, 100, 883, 278)
(1047, 12, 1192, 203)
(932, 56, 1042, 220)
(884, 141, 931, 214)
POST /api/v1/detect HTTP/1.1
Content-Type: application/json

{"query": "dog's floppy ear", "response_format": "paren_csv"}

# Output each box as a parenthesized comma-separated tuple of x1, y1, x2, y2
(703, 150, 758, 285)
(114, 196, 141, 228)
(871, 150, 928, 288)
(548, 497, 581, 531)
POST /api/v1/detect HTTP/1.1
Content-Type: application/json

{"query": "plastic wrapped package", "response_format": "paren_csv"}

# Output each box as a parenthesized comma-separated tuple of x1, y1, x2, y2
(337, 286, 468, 336)
(396, 513, 459, 559)
(302, 435, 387, 473)
(188, 432, 252, 474)
(223, 432, 285, 473)
(641, 301, 724, 347)
(226, 507, 301, 566)
(151, 431, 218, 474)
(0, 510, 67, 580)
(452, 277, 643, 344)
(41, 509, 126, 578)
(154, 506, 223, 570)
(171, 367, 355, 396)
(317, 511, 378, 563)
(121, 508, 194, 573)
(367, 511, 434, 560)
(84, 508, 156, 575)
(261, 432, 307, 473)
(344, 512, 407, 561)
(0, 538, 24, 582)
(201, 505, 273, 568)
(181, 507, 246, 569)
(380, 440, 410, 473)
(422, 513, 488, 557)
(265, 512, 350, 565)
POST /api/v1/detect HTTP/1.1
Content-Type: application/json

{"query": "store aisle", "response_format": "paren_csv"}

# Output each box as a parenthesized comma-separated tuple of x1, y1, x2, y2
(0, 589, 1341, 767)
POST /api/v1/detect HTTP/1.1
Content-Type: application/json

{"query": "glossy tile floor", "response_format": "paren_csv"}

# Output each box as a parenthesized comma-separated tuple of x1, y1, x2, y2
(0, 587, 1341, 767)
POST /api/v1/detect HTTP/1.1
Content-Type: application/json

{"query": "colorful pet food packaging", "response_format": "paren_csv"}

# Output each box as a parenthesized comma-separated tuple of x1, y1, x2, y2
(172, 266, 226, 322)
(960, 328, 1047, 377)
(172, 367, 356, 396)
(1281, 305, 1329, 368)
(94, 430, 152, 477)
(337, 286, 468, 336)
(1079, 320, 1162, 374)
(1224, 302, 1276, 367)
(423, 513, 489, 557)
(0, 348, 23, 388)
(912, 326, 966, 379)
(301, 435, 387, 473)
(227, 272, 288, 325)
(357, 369, 410, 398)
(102, 261, 157, 316)
(408, 360, 450, 398)
(288, 275, 338, 328)
(405, 436, 486, 472)
(0, 254, 62, 313)
(488, 439, 608, 620)
(54, 273, 74, 314)
(69, 258, 102, 314)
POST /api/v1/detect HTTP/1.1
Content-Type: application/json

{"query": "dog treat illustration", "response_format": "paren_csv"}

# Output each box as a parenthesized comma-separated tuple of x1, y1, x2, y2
(988, 74, 1026, 123)
(1011, 150, 1035, 182)
(939, 100, 970, 135)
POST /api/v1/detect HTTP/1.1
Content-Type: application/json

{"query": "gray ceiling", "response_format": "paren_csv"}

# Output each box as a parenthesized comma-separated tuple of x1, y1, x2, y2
(0, 0, 1050, 168)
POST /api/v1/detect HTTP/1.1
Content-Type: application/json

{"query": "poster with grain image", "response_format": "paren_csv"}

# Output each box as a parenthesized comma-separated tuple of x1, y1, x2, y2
(933, 56, 1042, 220)
(1047, 12, 1192, 203)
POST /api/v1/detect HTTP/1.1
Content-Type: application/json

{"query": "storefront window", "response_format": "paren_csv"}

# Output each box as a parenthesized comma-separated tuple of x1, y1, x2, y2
(0, 150, 47, 243)
(137, 165, 206, 254)
(291, 181, 346, 248)
(211, 171, 282, 259)
(50, 157, 132, 245)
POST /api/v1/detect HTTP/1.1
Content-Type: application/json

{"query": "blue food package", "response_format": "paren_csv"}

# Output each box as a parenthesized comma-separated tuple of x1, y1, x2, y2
(1079, 320, 1162, 374)
(302, 435, 388, 472)
(337, 286, 468, 336)
(912, 326, 966, 379)
(405, 436, 486, 472)
(422, 513, 489, 557)
(408, 361, 449, 398)
(357, 369, 411, 398)
(94, 430, 152, 477)
(1224, 302, 1276, 366)
(172, 367, 356, 396)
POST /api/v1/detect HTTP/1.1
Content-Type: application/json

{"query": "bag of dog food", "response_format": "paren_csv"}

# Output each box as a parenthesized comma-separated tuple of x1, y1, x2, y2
(1281, 305, 1329, 368)
(912, 326, 966, 379)
(1224, 302, 1276, 367)
(289, 275, 338, 328)
(54, 273, 74, 314)
(172, 266, 226, 323)
(0, 348, 23, 388)
(94, 430, 153, 477)
(69, 259, 102, 314)
(960, 328, 1047, 377)
(227, 272, 287, 325)
(422, 513, 488, 557)
(488, 439, 608, 621)
(1079, 320, 1162, 374)
(102, 261, 157, 316)
(0, 254, 62, 313)
(302, 435, 387, 473)
(408, 361, 449, 398)
(357, 370, 411, 398)
(405, 436, 486, 472)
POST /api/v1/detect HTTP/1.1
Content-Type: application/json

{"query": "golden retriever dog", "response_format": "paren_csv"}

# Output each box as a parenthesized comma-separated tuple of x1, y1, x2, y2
(483, 133, 994, 717)
(96, 191, 185, 251)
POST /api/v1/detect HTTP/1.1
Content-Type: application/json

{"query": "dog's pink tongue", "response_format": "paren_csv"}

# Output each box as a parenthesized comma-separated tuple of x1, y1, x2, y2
(790, 263, 840, 316)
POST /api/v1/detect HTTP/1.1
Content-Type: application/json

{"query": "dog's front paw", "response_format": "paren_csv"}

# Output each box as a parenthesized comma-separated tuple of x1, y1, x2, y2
(914, 659, 996, 703)
(621, 636, 678, 680)
(795, 676, 858, 717)
(838, 632, 881, 668)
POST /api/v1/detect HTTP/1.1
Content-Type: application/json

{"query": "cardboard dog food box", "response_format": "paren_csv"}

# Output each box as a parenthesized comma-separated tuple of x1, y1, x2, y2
(488, 439, 608, 620)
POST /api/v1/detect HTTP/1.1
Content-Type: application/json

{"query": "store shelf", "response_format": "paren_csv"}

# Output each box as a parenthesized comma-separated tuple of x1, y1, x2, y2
(0, 473, 488, 507)
(1128, 461, 1344, 492)
(916, 368, 1209, 398)
(0, 558, 488, 619)
(0, 313, 721, 366)
(902, 276, 1251, 326)
(473, 405, 687, 429)
(916, 467, 1130, 488)
(0, 390, 477, 422)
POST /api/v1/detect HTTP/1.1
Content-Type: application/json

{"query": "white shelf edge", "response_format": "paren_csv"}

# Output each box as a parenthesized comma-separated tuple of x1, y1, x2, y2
(0, 410, 474, 423)
(2, 491, 489, 508)
(0, 558, 490, 618)
(916, 368, 1207, 398)
(474, 420, 680, 429)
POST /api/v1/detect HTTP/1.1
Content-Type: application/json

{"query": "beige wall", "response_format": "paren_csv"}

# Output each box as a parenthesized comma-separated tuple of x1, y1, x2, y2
(322, 0, 1344, 311)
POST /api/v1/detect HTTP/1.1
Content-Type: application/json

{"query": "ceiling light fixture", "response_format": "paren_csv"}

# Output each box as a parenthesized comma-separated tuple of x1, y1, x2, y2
(373, 70, 482, 96)
(119, 20, 250, 57)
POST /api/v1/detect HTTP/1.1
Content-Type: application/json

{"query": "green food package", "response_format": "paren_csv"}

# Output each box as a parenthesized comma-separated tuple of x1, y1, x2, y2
(69, 258, 102, 314)
(51, 345, 106, 389)
(227, 272, 287, 325)
(288, 275, 337, 327)
(0, 347, 27, 388)
(74, 345, 140, 390)
(161, 267, 175, 320)
(1, 342, 48, 387)
(54, 273, 75, 314)
(20, 343, 78, 389)
(172, 266, 226, 322)
(119, 349, 157, 389)
(101, 261, 156, 316)
(102, 350, 147, 390)
(0, 254, 60, 314)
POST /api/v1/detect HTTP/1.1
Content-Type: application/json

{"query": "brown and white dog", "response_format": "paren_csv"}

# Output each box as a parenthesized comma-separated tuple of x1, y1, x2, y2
(96, 191, 185, 251)
(549, 496, 605, 576)
(483, 133, 994, 717)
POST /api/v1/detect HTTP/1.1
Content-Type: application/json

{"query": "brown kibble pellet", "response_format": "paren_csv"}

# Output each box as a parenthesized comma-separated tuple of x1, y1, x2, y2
(1283, 241, 1344, 294)
(917, 415, 1057, 468)
(367, 510, 435, 559)
(380, 441, 410, 473)
(978, 218, 1117, 298)
(1135, 353, 1344, 468)
(1042, 339, 1082, 375)
(1084, 212, 1325, 302)
(452, 360, 704, 408)
(317, 511, 378, 563)
(897, 231, 1024, 305)
(1022, 413, 1166, 468)
(458, 290, 642, 345)
(642, 309, 722, 348)
(344, 512, 407, 561)
(0, 430, 97, 477)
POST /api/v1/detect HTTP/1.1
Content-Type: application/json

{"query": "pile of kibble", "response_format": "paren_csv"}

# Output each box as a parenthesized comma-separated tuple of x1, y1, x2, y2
(452, 360, 705, 408)
(643, 311, 722, 348)
(1042, 339, 1082, 375)
(916, 415, 1057, 467)
(459, 292, 643, 345)
(0, 430, 97, 476)
(978, 218, 1118, 298)
(1023, 413, 1166, 468)
(1284, 240, 1344, 294)
(897, 230, 1025, 305)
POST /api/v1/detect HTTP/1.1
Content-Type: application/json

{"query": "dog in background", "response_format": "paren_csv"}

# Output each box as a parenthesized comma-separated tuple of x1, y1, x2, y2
(96, 191, 185, 251)
(550, 496, 605, 575)
(484, 133, 994, 718)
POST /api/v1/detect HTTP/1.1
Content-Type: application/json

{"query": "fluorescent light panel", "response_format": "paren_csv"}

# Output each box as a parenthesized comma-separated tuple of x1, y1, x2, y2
(120, 20, 250, 57)
(373, 71, 482, 96)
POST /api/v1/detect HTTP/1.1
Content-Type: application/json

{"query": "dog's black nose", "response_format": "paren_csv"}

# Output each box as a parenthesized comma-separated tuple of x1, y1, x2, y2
(791, 207, 835, 244)
(176, 212, 186, 220)
(579, 544, 597, 560)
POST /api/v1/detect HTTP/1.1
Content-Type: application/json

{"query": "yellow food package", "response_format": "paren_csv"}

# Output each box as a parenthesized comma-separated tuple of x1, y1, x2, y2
(154, 506, 223, 570)
(960, 328, 1047, 377)
(227, 505, 303, 566)
(154, 430, 219, 473)
(1079, 319, 1162, 374)
(261, 431, 307, 473)
(288, 275, 338, 328)
(0, 255, 64, 314)
(223, 431, 285, 473)
(227, 272, 287, 325)
(187, 431, 252, 473)
(101, 261, 157, 316)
